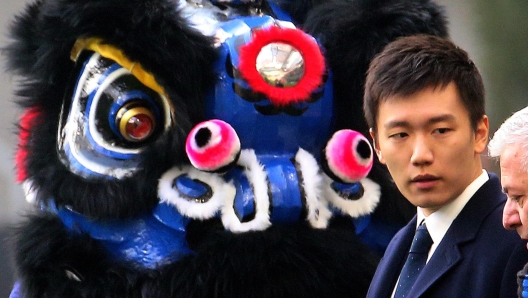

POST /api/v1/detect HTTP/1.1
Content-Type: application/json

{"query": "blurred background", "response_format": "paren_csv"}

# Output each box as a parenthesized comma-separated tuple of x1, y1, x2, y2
(0, 0, 526, 295)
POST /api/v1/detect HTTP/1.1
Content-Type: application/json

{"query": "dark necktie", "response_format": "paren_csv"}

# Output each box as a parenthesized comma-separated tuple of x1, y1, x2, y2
(394, 223, 433, 298)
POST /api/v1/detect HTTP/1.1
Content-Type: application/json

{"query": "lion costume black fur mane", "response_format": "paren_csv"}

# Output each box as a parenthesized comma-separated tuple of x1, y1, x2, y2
(5, 0, 447, 297)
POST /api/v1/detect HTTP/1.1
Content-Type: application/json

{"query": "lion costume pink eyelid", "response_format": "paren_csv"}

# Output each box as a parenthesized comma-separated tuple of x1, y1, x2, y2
(185, 119, 241, 172)
(324, 129, 373, 183)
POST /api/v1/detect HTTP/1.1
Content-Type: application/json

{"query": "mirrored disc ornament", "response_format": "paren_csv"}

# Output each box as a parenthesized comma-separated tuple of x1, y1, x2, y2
(237, 26, 326, 106)
(256, 42, 304, 88)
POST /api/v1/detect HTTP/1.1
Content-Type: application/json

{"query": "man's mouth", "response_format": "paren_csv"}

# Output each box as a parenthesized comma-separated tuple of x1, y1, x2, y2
(411, 174, 440, 189)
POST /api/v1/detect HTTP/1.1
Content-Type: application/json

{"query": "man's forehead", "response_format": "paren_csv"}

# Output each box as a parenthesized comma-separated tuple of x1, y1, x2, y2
(375, 84, 469, 129)
(500, 144, 524, 168)
(500, 144, 528, 194)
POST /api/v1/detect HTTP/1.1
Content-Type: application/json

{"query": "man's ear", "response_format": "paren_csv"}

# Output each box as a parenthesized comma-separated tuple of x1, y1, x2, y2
(474, 115, 489, 155)
(369, 128, 385, 164)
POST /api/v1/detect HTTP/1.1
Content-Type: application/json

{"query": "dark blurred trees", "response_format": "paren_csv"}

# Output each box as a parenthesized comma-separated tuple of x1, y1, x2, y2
(474, 0, 528, 133)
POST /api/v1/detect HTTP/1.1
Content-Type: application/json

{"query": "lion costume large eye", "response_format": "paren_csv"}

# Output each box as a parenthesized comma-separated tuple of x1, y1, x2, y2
(57, 39, 173, 179)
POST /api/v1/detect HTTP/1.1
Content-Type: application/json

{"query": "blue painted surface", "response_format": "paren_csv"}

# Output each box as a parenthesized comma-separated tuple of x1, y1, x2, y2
(44, 200, 192, 269)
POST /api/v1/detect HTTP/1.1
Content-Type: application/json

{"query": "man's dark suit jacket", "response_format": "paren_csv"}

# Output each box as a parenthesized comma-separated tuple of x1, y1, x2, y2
(366, 173, 528, 298)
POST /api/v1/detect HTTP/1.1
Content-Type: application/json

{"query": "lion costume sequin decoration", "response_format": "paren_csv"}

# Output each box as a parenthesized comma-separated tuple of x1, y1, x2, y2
(5, 0, 447, 296)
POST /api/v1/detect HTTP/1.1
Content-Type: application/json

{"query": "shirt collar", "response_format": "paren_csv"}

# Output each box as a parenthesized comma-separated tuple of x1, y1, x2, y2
(417, 169, 489, 245)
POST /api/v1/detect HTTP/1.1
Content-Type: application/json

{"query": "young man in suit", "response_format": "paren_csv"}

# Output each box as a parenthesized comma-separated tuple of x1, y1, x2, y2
(363, 34, 528, 298)
(489, 106, 528, 297)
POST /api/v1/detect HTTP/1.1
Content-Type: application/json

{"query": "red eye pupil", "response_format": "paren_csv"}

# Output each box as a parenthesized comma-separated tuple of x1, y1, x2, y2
(116, 104, 157, 142)
(126, 114, 153, 140)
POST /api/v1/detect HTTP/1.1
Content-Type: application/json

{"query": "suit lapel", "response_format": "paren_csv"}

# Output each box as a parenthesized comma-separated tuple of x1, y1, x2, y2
(371, 217, 417, 297)
(407, 174, 505, 297)
(408, 240, 462, 297)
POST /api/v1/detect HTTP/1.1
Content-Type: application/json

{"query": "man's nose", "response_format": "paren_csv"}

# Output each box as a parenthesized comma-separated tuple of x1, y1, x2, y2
(503, 198, 522, 230)
(410, 135, 433, 166)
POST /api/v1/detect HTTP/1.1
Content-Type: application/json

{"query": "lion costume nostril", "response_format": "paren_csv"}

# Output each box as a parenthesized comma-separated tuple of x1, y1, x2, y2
(186, 119, 241, 172)
(323, 129, 373, 184)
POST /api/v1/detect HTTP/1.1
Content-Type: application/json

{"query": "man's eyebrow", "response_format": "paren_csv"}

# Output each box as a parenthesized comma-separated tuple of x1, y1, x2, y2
(502, 187, 509, 194)
(384, 120, 409, 130)
(383, 114, 456, 130)
(426, 114, 456, 125)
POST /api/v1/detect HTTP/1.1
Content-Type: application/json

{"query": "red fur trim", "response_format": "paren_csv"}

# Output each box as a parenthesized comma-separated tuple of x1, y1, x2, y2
(16, 107, 43, 183)
(238, 26, 325, 106)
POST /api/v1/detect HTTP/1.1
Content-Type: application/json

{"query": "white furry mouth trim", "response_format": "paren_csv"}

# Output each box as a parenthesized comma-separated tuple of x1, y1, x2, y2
(221, 149, 272, 232)
(157, 148, 381, 232)
(324, 176, 380, 218)
(158, 166, 234, 219)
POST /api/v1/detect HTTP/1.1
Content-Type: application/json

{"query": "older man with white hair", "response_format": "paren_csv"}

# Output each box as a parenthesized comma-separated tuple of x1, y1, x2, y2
(489, 106, 528, 298)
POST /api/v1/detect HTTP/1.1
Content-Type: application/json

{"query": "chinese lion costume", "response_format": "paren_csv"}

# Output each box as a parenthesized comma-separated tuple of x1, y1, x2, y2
(5, 0, 447, 297)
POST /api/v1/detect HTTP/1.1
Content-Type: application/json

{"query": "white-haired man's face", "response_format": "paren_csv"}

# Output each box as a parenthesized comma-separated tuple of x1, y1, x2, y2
(501, 143, 528, 248)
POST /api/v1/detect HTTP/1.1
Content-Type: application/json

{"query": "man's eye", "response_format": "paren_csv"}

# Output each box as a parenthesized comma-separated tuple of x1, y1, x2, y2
(388, 132, 407, 139)
(434, 128, 451, 134)
(510, 195, 525, 207)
